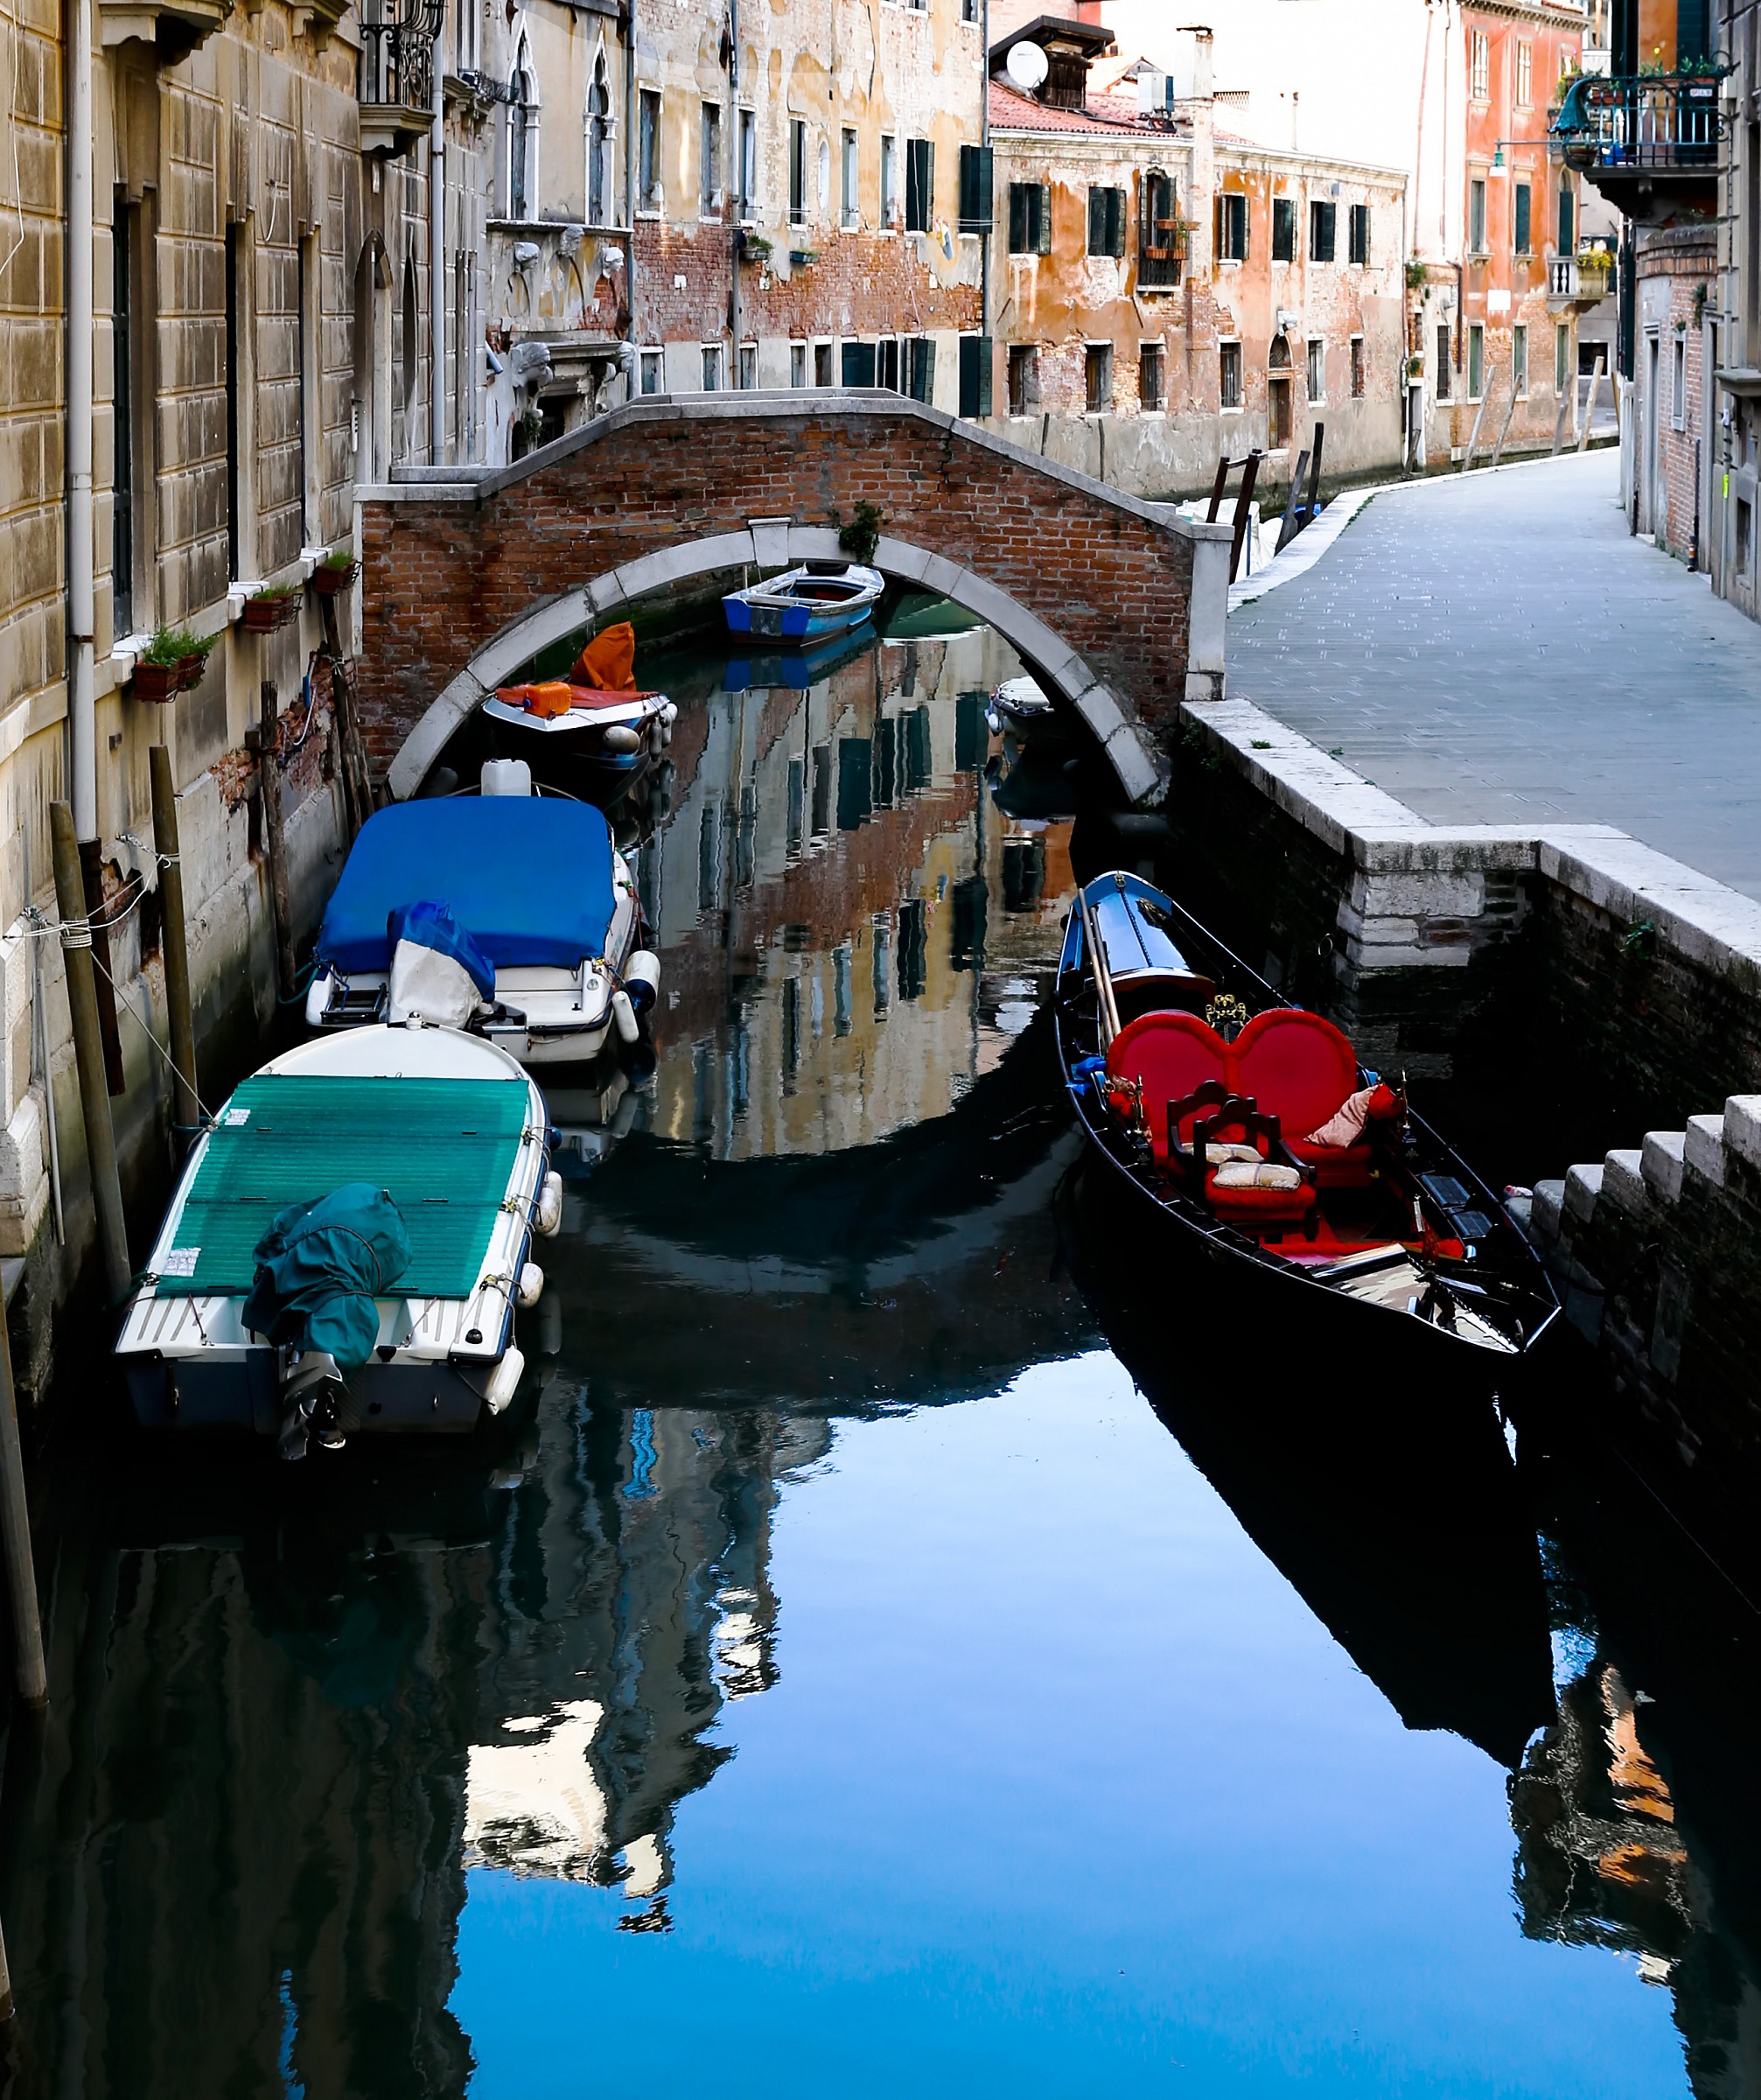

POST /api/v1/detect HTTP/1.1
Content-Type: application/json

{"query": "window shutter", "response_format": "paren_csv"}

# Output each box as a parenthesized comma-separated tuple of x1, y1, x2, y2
(1009, 182, 1027, 253)
(1088, 186, 1105, 255)
(842, 340, 877, 387)
(1108, 187, 1125, 256)
(1514, 184, 1531, 255)
(910, 336, 935, 402)
(958, 334, 992, 417)
(1036, 184, 1052, 255)
(959, 144, 992, 231)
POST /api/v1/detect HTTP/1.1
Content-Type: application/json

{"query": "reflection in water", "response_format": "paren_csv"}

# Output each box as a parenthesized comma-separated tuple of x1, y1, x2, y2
(0, 612, 1745, 2095)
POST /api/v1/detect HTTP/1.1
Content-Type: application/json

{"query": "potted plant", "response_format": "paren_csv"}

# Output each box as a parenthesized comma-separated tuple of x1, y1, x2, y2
(311, 543, 358, 597)
(242, 581, 303, 634)
(130, 624, 216, 703)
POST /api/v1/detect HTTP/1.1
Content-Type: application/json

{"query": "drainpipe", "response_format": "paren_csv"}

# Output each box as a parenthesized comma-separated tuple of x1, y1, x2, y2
(727, 0, 739, 384)
(624, 0, 635, 375)
(430, 38, 445, 461)
(66, 0, 96, 843)
(980, 0, 990, 340)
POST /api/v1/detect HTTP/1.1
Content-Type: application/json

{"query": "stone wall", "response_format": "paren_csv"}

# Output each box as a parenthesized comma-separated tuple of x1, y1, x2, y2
(1518, 1096, 1761, 1504)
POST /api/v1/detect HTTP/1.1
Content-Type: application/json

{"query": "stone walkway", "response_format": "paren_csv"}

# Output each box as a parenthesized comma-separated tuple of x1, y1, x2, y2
(1226, 450, 1761, 902)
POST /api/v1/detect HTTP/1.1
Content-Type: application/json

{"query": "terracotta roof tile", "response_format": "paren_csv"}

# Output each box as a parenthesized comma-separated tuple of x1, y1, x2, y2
(986, 78, 1177, 137)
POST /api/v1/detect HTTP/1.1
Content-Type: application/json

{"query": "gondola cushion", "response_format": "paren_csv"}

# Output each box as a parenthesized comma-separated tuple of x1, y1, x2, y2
(1203, 1170, 1317, 1222)
(1105, 1012, 1230, 1163)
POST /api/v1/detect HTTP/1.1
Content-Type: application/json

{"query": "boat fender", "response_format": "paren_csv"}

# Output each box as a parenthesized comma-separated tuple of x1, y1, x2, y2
(602, 724, 643, 756)
(611, 988, 641, 1045)
(535, 1171, 563, 1237)
(622, 950, 660, 1015)
(304, 971, 335, 1029)
(516, 1262, 544, 1308)
(660, 701, 678, 727)
(484, 1346, 526, 1417)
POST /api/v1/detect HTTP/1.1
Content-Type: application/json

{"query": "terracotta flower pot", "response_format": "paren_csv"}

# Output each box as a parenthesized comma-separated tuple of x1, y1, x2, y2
(131, 662, 183, 704)
(242, 594, 301, 634)
(311, 561, 358, 598)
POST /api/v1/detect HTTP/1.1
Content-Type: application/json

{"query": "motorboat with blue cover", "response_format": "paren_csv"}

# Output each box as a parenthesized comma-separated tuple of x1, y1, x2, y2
(304, 786, 660, 1067)
(116, 1024, 563, 1454)
(1055, 871, 1558, 1369)
(722, 563, 884, 642)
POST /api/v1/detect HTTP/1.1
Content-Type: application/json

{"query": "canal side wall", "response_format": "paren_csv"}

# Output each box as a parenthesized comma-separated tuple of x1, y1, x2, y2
(1518, 1100, 1761, 1493)
(0, 729, 346, 1417)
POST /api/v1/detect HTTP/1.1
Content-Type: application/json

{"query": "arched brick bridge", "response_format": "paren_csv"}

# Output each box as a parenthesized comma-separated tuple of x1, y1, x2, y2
(357, 392, 1231, 805)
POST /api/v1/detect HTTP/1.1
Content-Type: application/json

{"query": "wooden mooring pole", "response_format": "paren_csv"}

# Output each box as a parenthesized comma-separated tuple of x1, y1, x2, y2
(0, 1306, 45, 1711)
(50, 802, 131, 1306)
(249, 683, 298, 1002)
(1578, 354, 1606, 454)
(148, 745, 200, 1144)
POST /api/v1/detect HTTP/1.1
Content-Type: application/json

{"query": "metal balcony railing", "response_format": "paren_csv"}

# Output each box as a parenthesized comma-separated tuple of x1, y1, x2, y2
(1551, 72, 1725, 176)
(360, 13, 435, 111)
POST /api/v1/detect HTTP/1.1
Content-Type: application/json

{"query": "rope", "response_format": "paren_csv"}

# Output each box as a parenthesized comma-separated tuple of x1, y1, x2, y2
(85, 943, 220, 1129)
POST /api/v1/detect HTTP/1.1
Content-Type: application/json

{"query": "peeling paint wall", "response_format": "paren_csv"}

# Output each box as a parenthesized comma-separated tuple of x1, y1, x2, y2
(627, 0, 985, 413)
(988, 94, 1407, 500)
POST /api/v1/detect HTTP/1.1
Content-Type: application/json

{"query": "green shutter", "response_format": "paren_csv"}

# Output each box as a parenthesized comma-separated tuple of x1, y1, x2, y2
(842, 340, 877, 387)
(959, 334, 992, 417)
(1514, 184, 1531, 255)
(910, 336, 935, 402)
(1108, 187, 1125, 256)
(959, 144, 992, 231)
(1088, 186, 1105, 255)
(1009, 183, 1027, 253)
(1036, 183, 1052, 255)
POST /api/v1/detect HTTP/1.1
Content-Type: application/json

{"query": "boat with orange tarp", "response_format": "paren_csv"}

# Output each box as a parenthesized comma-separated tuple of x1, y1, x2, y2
(485, 621, 675, 799)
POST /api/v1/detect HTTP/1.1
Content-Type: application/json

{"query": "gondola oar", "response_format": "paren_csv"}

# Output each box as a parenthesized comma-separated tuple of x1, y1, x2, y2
(1079, 884, 1122, 1049)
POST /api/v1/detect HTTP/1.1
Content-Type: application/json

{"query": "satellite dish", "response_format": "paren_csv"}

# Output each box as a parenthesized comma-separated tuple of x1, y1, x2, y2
(1005, 39, 1050, 92)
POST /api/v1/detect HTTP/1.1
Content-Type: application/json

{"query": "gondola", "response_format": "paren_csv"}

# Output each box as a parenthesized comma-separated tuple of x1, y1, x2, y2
(1054, 871, 1559, 1370)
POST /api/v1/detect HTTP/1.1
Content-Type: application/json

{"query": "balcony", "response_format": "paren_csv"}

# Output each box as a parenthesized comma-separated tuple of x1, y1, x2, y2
(359, 15, 435, 158)
(1551, 71, 1726, 224)
(1548, 254, 1616, 310)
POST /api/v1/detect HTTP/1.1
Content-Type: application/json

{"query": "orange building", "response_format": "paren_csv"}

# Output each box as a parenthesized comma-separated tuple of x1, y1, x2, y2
(1414, 1, 1601, 466)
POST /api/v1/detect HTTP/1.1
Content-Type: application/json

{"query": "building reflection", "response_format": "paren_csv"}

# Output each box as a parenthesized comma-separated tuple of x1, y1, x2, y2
(639, 623, 1074, 1160)
(1513, 1651, 1761, 2099)
(0, 1392, 826, 2096)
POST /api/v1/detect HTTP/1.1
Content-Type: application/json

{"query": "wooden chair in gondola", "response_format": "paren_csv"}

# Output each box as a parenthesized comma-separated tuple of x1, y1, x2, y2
(1174, 1093, 1319, 1236)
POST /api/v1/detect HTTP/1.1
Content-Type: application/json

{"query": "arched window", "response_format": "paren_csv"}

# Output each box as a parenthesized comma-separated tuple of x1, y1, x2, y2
(587, 54, 610, 226)
(509, 53, 533, 220)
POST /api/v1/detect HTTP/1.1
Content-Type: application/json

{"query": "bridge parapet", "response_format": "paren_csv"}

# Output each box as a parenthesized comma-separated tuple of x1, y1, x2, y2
(358, 391, 1230, 802)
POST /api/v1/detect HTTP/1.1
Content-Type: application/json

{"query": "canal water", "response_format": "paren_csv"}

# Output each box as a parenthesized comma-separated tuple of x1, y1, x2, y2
(3, 606, 1750, 2096)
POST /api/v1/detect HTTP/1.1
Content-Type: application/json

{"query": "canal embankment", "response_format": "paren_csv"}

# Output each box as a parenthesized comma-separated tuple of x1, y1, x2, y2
(1, 693, 349, 1413)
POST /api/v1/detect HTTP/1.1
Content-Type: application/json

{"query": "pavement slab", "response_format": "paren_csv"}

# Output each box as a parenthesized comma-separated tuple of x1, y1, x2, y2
(1226, 450, 1761, 902)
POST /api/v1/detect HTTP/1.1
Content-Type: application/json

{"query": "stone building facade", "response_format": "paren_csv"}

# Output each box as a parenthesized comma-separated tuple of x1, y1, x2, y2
(982, 18, 1407, 501)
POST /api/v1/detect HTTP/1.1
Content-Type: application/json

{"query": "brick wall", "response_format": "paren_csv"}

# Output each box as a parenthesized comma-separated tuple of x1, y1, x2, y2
(357, 400, 1195, 770)
(1635, 225, 1715, 560)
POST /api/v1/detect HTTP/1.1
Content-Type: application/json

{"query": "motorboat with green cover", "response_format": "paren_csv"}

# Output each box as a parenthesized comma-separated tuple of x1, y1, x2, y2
(1055, 871, 1559, 1371)
(117, 1025, 563, 1449)
(304, 791, 660, 1066)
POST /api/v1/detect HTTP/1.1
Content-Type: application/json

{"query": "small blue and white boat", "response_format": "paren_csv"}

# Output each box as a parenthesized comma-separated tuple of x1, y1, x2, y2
(722, 563, 884, 643)
(304, 785, 660, 1068)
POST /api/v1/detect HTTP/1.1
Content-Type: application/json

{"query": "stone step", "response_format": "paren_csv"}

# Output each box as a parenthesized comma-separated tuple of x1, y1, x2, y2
(1563, 1161, 1604, 1223)
(1685, 1113, 1726, 1187)
(1640, 1130, 1686, 1203)
(1601, 1148, 1646, 1212)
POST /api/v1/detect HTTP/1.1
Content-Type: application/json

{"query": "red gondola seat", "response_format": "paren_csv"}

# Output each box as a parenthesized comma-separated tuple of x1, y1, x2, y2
(1233, 1009, 1375, 1188)
(1105, 1012, 1229, 1165)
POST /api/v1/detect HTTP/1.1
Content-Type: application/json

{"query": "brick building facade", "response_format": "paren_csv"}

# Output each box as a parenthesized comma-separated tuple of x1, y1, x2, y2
(982, 19, 1406, 501)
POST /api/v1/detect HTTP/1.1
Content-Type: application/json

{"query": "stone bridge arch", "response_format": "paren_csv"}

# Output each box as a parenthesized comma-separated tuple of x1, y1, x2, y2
(357, 392, 1230, 804)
